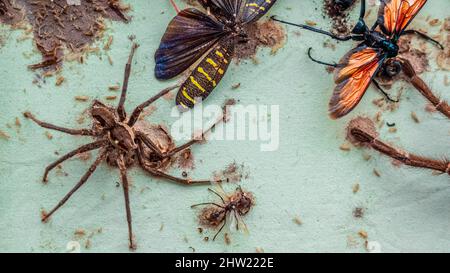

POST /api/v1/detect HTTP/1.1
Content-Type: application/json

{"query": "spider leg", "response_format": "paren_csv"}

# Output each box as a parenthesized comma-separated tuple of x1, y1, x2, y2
(372, 79, 399, 103)
(127, 84, 179, 126)
(117, 154, 137, 250)
(136, 139, 224, 185)
(401, 30, 444, 50)
(117, 43, 139, 122)
(162, 113, 225, 158)
(307, 47, 340, 67)
(41, 149, 107, 222)
(140, 164, 213, 185)
(43, 139, 108, 182)
(135, 132, 165, 158)
(23, 112, 93, 136)
(212, 216, 227, 241)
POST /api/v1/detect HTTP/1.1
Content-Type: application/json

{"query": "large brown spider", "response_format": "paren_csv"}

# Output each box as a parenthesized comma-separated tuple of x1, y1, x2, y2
(24, 43, 225, 250)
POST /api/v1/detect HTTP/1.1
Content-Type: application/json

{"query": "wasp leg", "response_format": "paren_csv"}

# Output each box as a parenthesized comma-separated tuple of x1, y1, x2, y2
(307, 47, 340, 67)
(401, 30, 444, 50)
(372, 80, 399, 103)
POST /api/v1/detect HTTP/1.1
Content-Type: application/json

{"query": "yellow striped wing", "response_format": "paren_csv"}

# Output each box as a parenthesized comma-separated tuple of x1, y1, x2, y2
(176, 38, 234, 109)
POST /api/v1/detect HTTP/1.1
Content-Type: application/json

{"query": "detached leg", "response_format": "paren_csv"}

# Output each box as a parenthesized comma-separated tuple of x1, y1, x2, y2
(24, 112, 93, 136)
(127, 84, 179, 126)
(42, 150, 107, 222)
(43, 139, 108, 182)
(117, 154, 136, 250)
(117, 43, 139, 121)
(350, 128, 450, 175)
(401, 30, 444, 50)
(400, 58, 450, 119)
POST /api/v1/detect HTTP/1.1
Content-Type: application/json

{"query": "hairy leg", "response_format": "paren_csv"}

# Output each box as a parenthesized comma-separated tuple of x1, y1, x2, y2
(41, 150, 107, 222)
(400, 58, 450, 119)
(117, 43, 139, 121)
(24, 112, 93, 136)
(163, 113, 225, 158)
(350, 127, 450, 175)
(117, 154, 137, 250)
(43, 139, 108, 182)
(128, 84, 179, 126)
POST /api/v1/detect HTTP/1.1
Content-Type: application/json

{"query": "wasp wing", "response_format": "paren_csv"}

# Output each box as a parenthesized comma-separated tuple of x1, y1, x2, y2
(242, 0, 278, 23)
(377, 0, 427, 38)
(330, 46, 386, 119)
(176, 37, 235, 109)
(155, 8, 227, 80)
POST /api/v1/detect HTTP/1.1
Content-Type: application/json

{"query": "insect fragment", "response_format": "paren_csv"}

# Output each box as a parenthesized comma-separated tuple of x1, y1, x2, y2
(192, 186, 255, 241)
(272, 0, 444, 118)
(155, 0, 278, 109)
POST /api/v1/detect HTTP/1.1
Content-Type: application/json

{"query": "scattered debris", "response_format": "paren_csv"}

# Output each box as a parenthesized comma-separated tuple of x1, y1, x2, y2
(373, 168, 381, 177)
(353, 207, 365, 218)
(293, 216, 302, 225)
(346, 117, 378, 147)
(339, 143, 351, 151)
(352, 183, 360, 194)
(235, 19, 286, 61)
(213, 162, 249, 183)
(1, 0, 130, 71)
(75, 95, 89, 102)
(358, 230, 368, 239)
(323, 0, 357, 35)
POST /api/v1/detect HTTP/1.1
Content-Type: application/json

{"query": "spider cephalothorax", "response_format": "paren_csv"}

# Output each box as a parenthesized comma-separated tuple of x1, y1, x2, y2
(24, 43, 226, 250)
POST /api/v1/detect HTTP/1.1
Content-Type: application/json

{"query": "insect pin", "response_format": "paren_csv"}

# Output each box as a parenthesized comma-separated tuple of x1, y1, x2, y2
(24, 43, 226, 250)
(272, 0, 444, 119)
(192, 186, 254, 241)
(155, 0, 278, 110)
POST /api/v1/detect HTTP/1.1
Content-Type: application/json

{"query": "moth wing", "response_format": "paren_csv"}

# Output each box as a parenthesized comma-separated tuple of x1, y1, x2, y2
(242, 0, 278, 23)
(176, 37, 235, 109)
(378, 0, 427, 37)
(155, 8, 226, 79)
(330, 46, 385, 119)
(197, 0, 246, 19)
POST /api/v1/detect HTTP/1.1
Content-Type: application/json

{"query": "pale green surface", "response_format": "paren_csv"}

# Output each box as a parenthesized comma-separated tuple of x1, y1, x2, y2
(0, 0, 449, 253)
